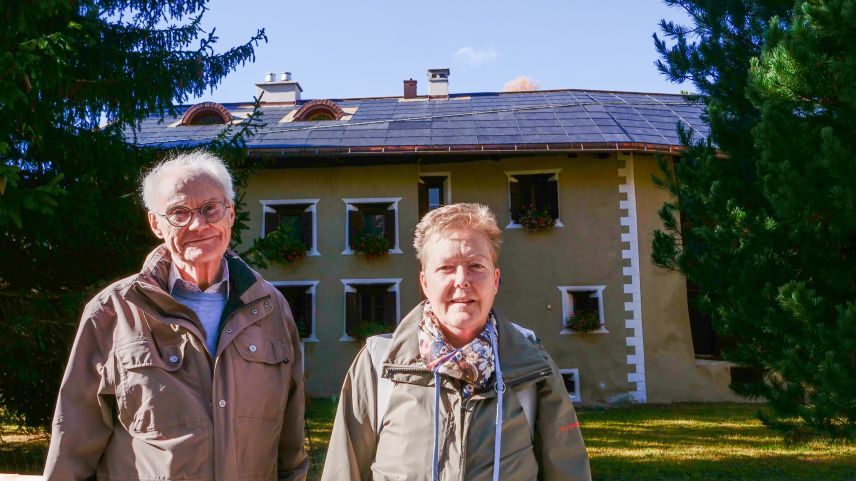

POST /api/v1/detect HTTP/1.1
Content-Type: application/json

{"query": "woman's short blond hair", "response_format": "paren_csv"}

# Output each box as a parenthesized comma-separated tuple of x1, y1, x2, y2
(413, 203, 502, 267)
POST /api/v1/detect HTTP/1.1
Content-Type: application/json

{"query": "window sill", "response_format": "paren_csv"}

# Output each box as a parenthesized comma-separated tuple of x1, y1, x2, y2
(340, 248, 403, 255)
(339, 335, 356, 342)
(560, 327, 609, 335)
(506, 220, 565, 230)
(307, 250, 320, 256)
(301, 336, 320, 343)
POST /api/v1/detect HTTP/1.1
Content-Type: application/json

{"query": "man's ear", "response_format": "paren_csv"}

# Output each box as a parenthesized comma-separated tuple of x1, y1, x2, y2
(148, 212, 164, 239)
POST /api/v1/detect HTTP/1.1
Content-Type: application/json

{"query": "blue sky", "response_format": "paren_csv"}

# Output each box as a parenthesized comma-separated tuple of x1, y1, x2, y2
(193, 1, 692, 104)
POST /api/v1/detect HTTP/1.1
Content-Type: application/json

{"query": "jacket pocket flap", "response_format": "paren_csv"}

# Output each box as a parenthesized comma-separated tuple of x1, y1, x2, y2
(116, 340, 185, 372)
(235, 338, 290, 365)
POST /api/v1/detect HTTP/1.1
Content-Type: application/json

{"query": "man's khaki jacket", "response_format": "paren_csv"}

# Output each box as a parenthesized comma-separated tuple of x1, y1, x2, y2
(321, 303, 592, 481)
(43, 246, 308, 481)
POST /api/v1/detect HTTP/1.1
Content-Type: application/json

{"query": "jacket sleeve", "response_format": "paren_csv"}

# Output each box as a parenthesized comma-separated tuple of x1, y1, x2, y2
(276, 293, 309, 481)
(319, 346, 380, 481)
(534, 353, 592, 481)
(43, 308, 115, 481)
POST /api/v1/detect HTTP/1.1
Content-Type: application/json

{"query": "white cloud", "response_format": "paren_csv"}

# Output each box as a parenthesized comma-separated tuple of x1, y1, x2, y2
(453, 47, 498, 66)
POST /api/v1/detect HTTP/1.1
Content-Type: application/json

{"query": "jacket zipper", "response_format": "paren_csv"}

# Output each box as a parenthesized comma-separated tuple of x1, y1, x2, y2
(384, 365, 431, 375)
(506, 367, 552, 388)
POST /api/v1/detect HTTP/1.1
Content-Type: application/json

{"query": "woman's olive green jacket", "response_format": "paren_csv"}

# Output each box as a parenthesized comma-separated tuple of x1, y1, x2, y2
(321, 303, 591, 481)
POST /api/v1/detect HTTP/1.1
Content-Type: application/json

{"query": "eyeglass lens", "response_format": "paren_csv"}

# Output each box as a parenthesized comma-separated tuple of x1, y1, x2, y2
(167, 202, 226, 225)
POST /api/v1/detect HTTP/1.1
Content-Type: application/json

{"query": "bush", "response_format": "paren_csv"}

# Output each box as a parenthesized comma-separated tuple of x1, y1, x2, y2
(563, 310, 600, 333)
(517, 205, 556, 232)
(352, 232, 392, 259)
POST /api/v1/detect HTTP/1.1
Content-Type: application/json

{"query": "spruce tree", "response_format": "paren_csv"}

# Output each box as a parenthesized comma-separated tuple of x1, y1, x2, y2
(654, 0, 856, 437)
(0, 1, 266, 428)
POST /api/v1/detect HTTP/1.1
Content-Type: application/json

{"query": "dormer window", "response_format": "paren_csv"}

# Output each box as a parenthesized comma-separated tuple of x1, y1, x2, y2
(292, 99, 345, 122)
(181, 102, 232, 126)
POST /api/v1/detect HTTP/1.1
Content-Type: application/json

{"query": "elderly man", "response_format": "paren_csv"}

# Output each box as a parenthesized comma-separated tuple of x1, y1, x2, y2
(44, 151, 307, 481)
(322, 203, 591, 481)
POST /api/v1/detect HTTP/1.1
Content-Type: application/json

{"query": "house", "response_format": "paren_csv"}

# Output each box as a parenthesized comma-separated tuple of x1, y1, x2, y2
(127, 69, 745, 404)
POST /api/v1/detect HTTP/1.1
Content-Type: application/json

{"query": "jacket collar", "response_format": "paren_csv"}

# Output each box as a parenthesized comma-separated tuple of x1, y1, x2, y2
(383, 302, 551, 386)
(123, 245, 269, 328)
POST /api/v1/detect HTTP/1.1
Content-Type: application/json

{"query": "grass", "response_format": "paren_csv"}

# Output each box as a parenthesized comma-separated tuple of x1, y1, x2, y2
(3, 402, 855, 480)
(580, 403, 856, 481)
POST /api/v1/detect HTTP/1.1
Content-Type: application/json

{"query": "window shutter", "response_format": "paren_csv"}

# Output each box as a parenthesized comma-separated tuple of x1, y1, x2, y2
(348, 209, 362, 249)
(418, 180, 429, 220)
(509, 177, 521, 223)
(264, 211, 280, 236)
(383, 290, 396, 328)
(301, 210, 313, 249)
(346, 291, 359, 336)
(384, 208, 396, 246)
(546, 176, 559, 219)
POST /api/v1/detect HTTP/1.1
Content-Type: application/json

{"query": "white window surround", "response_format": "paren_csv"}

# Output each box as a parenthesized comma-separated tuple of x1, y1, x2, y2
(270, 280, 320, 343)
(418, 172, 452, 205)
(259, 199, 320, 256)
(560, 368, 581, 403)
(341, 197, 403, 255)
(558, 285, 608, 334)
(505, 168, 564, 230)
(339, 278, 402, 342)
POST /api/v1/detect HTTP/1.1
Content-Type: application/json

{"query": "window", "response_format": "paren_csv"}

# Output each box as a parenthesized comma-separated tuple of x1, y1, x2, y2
(292, 99, 346, 122)
(261, 199, 319, 255)
(272, 281, 319, 342)
(340, 279, 401, 341)
(180, 102, 232, 126)
(506, 170, 563, 228)
(559, 369, 581, 402)
(418, 174, 450, 219)
(558, 285, 607, 334)
(342, 198, 402, 255)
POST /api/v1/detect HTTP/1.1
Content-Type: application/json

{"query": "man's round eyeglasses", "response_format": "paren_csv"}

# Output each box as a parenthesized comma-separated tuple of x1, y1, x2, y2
(156, 201, 231, 227)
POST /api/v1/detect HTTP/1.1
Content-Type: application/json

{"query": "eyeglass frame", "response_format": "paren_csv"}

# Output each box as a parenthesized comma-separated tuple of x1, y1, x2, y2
(154, 200, 233, 227)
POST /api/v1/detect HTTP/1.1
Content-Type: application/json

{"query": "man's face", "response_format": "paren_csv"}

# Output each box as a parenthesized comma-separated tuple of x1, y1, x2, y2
(419, 228, 500, 344)
(147, 171, 234, 268)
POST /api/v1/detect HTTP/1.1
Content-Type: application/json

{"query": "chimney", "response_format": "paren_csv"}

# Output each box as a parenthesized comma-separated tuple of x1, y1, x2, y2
(403, 79, 417, 99)
(256, 71, 302, 103)
(427, 68, 449, 99)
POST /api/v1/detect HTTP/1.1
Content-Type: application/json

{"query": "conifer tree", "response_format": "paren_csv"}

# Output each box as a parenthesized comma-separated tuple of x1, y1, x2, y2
(654, 0, 856, 437)
(0, 1, 266, 428)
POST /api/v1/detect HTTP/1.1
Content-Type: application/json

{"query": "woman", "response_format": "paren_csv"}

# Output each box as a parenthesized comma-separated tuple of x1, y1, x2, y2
(321, 203, 591, 481)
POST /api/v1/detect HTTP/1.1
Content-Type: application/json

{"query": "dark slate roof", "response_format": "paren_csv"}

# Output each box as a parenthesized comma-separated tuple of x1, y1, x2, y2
(125, 89, 708, 154)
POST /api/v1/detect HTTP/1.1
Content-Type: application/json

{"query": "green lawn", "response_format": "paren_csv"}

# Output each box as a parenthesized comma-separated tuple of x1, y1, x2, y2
(4, 402, 855, 480)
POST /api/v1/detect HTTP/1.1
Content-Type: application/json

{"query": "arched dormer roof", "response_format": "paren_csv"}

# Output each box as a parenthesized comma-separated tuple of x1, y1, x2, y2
(181, 102, 233, 125)
(292, 99, 345, 121)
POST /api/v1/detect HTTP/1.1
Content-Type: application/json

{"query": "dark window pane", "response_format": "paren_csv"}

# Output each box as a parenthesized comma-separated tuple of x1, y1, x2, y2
(346, 284, 395, 335)
(510, 173, 559, 222)
(264, 204, 312, 247)
(571, 290, 599, 315)
(561, 372, 576, 395)
(276, 285, 312, 338)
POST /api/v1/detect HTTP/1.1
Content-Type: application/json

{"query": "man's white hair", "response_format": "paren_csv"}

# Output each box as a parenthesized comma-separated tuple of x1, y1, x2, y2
(141, 150, 235, 212)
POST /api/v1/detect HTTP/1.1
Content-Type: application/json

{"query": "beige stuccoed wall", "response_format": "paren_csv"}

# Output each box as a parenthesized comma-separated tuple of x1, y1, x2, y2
(243, 152, 746, 403)
(632, 154, 746, 403)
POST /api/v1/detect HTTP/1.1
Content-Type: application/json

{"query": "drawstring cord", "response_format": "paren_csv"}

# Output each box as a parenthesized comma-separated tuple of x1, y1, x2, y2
(431, 319, 503, 481)
(487, 320, 504, 481)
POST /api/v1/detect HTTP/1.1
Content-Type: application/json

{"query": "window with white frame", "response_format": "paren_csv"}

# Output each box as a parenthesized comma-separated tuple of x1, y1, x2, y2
(272, 281, 319, 342)
(506, 169, 563, 229)
(418, 174, 450, 219)
(342, 198, 402, 255)
(558, 285, 607, 334)
(260, 199, 319, 256)
(340, 279, 401, 341)
(559, 368, 581, 402)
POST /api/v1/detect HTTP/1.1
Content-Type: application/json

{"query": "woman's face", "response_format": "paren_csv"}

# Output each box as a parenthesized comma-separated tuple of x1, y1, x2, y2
(419, 228, 500, 347)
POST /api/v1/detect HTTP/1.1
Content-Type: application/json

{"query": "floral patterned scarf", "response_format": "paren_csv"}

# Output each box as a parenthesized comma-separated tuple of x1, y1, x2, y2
(417, 301, 496, 399)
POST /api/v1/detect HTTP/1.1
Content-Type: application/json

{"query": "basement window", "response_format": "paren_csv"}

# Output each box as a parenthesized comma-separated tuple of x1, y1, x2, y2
(559, 368, 581, 403)
(558, 285, 607, 334)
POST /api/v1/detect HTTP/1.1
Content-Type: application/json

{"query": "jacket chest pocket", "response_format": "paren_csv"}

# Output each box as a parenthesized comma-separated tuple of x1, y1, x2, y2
(231, 326, 292, 420)
(115, 339, 207, 435)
